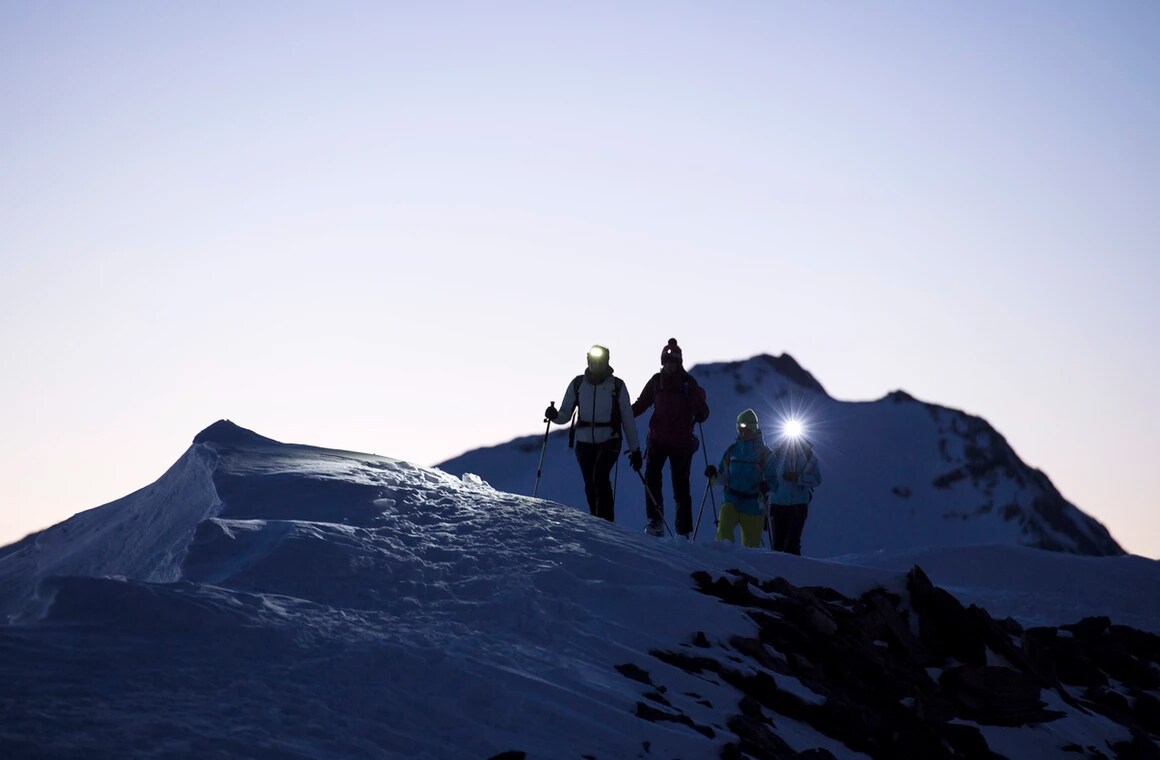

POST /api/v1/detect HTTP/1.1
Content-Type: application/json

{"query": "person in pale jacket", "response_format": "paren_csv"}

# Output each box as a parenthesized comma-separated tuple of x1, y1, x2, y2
(545, 345, 642, 522)
(768, 434, 822, 555)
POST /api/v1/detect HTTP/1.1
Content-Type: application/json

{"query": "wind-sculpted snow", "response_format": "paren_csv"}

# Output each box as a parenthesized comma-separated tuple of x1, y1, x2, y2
(0, 444, 222, 622)
(0, 420, 1155, 759)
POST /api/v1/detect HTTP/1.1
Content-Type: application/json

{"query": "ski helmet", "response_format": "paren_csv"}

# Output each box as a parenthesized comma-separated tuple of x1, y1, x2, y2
(587, 345, 610, 373)
(736, 408, 759, 431)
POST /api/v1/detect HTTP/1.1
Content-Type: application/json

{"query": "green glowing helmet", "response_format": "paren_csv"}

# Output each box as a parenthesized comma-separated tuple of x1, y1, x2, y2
(736, 408, 759, 431)
(587, 345, 610, 372)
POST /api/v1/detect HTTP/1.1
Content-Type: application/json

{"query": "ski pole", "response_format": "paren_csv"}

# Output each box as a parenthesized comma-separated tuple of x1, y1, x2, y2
(532, 402, 554, 498)
(764, 495, 775, 551)
(698, 422, 718, 524)
(692, 480, 712, 540)
(636, 469, 674, 537)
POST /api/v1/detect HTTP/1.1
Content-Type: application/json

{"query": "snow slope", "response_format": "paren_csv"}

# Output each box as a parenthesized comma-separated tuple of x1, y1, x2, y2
(0, 421, 1154, 759)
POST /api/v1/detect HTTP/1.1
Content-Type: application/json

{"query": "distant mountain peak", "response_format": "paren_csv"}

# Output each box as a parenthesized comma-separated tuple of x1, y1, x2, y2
(697, 353, 827, 395)
(192, 420, 280, 448)
(756, 353, 826, 394)
(441, 349, 1125, 557)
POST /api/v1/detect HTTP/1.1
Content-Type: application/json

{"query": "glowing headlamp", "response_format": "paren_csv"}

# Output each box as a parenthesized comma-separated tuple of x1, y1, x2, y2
(783, 419, 804, 439)
(587, 345, 610, 371)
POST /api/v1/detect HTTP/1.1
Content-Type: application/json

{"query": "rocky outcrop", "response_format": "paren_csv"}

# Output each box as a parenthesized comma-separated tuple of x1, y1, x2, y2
(618, 567, 1160, 759)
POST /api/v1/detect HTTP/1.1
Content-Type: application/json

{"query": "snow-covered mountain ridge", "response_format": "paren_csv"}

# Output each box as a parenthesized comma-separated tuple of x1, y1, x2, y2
(0, 421, 1157, 758)
(440, 353, 1123, 557)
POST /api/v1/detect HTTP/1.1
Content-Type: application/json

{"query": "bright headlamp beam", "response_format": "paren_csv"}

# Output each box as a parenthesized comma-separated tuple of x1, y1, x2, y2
(783, 419, 804, 439)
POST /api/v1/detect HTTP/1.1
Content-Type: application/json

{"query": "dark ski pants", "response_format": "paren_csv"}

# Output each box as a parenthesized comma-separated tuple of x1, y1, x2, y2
(644, 442, 695, 536)
(771, 503, 809, 555)
(575, 439, 621, 522)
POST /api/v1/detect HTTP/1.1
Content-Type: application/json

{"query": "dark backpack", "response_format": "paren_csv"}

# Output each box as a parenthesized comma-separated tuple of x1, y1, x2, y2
(650, 372, 702, 452)
(568, 375, 624, 449)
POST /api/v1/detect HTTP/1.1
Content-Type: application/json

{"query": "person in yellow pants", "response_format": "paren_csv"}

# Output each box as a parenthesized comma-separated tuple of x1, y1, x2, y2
(706, 409, 779, 548)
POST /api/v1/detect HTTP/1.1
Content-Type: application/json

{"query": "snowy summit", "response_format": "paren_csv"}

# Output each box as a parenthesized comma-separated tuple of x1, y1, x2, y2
(0, 419, 1157, 758)
(442, 354, 1123, 558)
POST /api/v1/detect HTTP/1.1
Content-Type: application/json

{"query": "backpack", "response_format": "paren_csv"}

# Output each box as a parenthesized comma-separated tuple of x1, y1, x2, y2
(568, 375, 624, 449)
(649, 372, 703, 452)
(720, 442, 769, 500)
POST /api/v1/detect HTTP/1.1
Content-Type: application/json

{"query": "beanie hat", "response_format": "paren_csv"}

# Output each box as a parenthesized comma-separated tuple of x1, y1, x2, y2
(736, 408, 759, 431)
(660, 338, 683, 365)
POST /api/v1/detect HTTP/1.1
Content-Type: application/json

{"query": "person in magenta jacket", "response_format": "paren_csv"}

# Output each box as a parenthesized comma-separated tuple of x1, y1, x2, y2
(631, 338, 710, 537)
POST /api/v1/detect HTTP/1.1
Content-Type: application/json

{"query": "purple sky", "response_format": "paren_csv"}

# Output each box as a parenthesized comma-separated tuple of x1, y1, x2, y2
(2, 2, 1157, 557)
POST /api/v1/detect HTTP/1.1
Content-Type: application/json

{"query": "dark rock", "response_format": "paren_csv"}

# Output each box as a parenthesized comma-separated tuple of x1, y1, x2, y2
(970, 603, 1060, 694)
(615, 662, 653, 686)
(651, 649, 725, 676)
(858, 588, 934, 665)
(1110, 626, 1160, 662)
(1110, 728, 1160, 759)
(729, 636, 793, 675)
(1064, 616, 1112, 639)
(718, 670, 813, 723)
(932, 468, 967, 489)
(936, 722, 1003, 759)
(724, 698, 798, 759)
(634, 701, 715, 739)
(1133, 690, 1160, 736)
(908, 566, 986, 665)
(913, 691, 957, 724)
(1029, 489, 1124, 557)
(655, 568, 1160, 759)
(693, 570, 780, 612)
(1022, 627, 1063, 684)
(1084, 685, 1133, 724)
(1045, 634, 1110, 688)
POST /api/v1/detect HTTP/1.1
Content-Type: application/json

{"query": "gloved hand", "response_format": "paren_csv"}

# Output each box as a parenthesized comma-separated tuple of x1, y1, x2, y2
(782, 471, 798, 483)
(629, 450, 643, 472)
(544, 405, 558, 421)
(704, 464, 718, 479)
(694, 413, 706, 423)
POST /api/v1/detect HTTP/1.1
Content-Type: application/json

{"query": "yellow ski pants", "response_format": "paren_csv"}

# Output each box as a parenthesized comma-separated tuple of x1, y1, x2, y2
(715, 502, 766, 548)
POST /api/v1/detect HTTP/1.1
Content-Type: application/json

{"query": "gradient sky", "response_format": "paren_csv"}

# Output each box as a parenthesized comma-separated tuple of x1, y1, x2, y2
(2, 2, 1158, 557)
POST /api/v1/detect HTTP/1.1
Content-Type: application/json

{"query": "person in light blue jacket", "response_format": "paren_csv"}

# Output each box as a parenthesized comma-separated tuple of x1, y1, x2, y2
(768, 434, 822, 555)
(706, 409, 780, 548)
